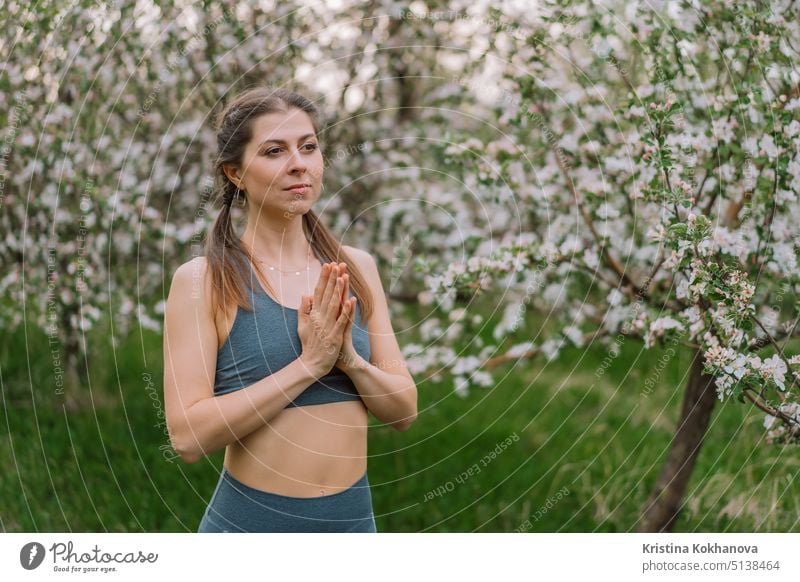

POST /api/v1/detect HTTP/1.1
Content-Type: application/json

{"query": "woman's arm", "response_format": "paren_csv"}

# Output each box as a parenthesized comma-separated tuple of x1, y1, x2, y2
(341, 246, 418, 430)
(343, 356, 417, 430)
(162, 258, 320, 464)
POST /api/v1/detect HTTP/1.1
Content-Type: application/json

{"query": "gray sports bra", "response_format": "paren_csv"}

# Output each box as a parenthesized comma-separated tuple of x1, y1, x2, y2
(213, 252, 371, 407)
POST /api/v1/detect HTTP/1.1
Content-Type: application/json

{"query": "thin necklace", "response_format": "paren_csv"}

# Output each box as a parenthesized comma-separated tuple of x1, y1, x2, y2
(255, 247, 312, 275)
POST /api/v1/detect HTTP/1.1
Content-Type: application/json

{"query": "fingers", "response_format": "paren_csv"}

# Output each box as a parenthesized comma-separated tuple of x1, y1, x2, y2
(312, 263, 350, 329)
(341, 297, 356, 331)
(300, 295, 312, 316)
(335, 264, 348, 316)
(299, 295, 307, 318)
(314, 263, 331, 307)
(340, 270, 349, 309)
(327, 277, 346, 326)
(336, 296, 352, 330)
(321, 262, 346, 309)
(321, 263, 341, 306)
(341, 296, 355, 324)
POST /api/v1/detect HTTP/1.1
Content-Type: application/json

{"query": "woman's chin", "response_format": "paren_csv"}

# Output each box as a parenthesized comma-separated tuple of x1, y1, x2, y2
(282, 200, 313, 217)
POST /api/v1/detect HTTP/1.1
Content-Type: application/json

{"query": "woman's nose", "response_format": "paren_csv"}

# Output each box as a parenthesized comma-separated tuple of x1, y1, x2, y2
(287, 148, 308, 171)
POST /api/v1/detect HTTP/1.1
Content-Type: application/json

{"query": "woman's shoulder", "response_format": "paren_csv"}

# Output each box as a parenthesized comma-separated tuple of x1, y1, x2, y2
(171, 256, 210, 284)
(342, 245, 375, 270)
(342, 245, 381, 287)
(168, 256, 214, 309)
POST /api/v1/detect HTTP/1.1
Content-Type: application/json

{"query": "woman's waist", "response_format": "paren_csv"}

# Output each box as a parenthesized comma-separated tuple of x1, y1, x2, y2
(225, 402, 368, 496)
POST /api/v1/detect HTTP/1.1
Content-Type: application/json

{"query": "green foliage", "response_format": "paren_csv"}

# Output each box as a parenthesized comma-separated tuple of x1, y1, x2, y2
(2, 314, 799, 532)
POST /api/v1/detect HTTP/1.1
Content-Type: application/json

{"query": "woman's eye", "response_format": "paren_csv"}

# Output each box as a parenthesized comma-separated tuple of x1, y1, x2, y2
(263, 144, 316, 156)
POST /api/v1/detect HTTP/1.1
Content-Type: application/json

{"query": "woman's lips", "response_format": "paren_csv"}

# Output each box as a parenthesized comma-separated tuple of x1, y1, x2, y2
(286, 185, 311, 194)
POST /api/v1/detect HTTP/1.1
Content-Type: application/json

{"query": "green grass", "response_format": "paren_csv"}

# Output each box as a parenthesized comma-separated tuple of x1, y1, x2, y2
(1, 317, 798, 532)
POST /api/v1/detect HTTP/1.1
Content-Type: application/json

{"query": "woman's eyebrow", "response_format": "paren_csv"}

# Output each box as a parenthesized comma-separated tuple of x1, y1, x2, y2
(258, 133, 316, 147)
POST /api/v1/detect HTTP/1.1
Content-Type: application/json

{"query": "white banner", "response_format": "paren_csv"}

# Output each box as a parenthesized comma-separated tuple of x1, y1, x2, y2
(1, 533, 797, 581)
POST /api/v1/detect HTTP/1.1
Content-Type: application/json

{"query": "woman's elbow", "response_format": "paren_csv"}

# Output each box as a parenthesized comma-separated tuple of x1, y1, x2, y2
(172, 439, 204, 464)
(177, 447, 204, 464)
(393, 388, 418, 431)
(392, 409, 418, 432)
(168, 425, 206, 464)
(392, 418, 416, 432)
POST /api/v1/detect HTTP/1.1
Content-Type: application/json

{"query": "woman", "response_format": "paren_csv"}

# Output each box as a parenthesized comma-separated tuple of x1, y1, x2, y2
(162, 86, 418, 533)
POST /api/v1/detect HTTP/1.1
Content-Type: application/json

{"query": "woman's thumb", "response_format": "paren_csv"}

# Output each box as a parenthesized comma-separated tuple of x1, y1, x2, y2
(300, 295, 311, 317)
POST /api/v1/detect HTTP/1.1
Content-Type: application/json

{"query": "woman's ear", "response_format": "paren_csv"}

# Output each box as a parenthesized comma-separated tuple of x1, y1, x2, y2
(222, 163, 243, 189)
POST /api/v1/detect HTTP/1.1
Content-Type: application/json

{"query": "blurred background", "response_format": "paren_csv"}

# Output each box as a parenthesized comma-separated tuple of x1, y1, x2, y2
(2, 0, 799, 532)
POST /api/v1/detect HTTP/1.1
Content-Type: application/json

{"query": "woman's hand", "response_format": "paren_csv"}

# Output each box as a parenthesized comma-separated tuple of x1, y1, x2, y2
(297, 262, 352, 379)
(333, 266, 364, 373)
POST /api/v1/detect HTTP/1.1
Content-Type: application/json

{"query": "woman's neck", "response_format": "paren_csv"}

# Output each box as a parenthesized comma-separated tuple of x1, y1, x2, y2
(241, 221, 312, 266)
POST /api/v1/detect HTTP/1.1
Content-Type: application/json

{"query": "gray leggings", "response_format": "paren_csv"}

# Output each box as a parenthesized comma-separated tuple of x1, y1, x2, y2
(197, 468, 377, 533)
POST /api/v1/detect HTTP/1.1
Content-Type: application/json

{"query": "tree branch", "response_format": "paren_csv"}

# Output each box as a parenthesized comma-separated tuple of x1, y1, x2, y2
(743, 388, 796, 426)
(751, 313, 800, 393)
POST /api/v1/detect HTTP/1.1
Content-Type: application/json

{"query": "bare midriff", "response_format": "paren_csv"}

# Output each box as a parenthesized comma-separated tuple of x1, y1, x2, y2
(224, 401, 368, 498)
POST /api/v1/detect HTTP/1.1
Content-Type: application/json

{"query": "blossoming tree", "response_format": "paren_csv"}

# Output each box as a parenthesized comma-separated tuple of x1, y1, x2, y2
(1, 0, 340, 407)
(4, 0, 798, 533)
(407, 0, 800, 531)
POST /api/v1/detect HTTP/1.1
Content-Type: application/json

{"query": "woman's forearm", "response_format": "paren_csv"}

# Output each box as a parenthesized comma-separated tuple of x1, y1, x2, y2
(172, 356, 319, 462)
(343, 355, 418, 430)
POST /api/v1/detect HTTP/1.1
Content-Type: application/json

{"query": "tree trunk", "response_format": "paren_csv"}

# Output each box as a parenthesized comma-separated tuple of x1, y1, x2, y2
(60, 332, 86, 412)
(636, 346, 717, 532)
(55, 310, 91, 412)
(57, 330, 114, 412)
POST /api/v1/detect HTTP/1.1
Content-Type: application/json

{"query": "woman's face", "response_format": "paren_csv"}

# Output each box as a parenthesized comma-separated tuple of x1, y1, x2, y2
(226, 108, 324, 218)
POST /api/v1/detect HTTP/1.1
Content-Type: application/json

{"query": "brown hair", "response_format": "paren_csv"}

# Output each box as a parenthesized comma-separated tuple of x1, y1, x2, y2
(203, 85, 373, 322)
